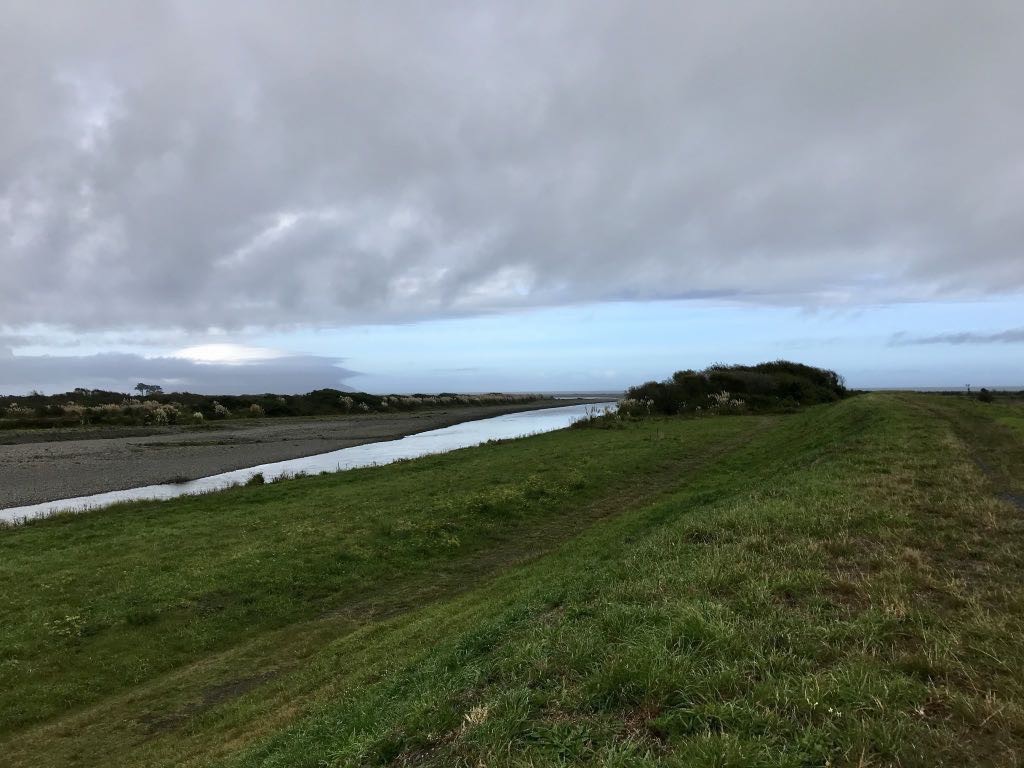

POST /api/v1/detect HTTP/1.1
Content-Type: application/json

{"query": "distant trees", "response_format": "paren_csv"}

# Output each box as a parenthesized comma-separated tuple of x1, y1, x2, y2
(135, 383, 164, 397)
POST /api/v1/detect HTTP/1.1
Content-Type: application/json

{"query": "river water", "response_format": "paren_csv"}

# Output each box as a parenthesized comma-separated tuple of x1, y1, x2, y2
(0, 401, 615, 524)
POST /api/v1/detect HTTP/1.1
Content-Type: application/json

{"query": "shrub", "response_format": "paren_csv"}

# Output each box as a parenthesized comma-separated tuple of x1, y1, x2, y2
(3, 403, 36, 418)
(249, 403, 265, 417)
(571, 404, 624, 429)
(623, 361, 846, 416)
(708, 391, 745, 411)
(61, 402, 86, 418)
(617, 398, 654, 417)
(147, 403, 179, 425)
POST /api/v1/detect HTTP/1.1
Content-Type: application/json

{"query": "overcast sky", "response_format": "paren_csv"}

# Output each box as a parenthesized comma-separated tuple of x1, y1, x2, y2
(2, 1, 1022, 394)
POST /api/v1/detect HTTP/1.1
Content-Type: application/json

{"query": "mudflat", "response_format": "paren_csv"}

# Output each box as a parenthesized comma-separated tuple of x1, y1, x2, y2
(0, 401, 583, 507)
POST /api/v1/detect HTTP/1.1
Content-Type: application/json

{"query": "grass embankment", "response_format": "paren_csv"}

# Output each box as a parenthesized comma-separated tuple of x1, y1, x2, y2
(1, 393, 1022, 766)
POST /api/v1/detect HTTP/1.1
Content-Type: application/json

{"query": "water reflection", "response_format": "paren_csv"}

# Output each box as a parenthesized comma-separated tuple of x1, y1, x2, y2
(1, 402, 615, 524)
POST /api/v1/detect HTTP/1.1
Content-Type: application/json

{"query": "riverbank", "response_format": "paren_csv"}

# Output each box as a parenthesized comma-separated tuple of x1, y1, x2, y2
(1, 393, 1021, 766)
(0, 400, 587, 507)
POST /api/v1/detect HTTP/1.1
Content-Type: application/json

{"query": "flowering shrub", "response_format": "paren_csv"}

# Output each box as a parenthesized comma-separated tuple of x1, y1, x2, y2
(61, 402, 87, 418)
(122, 400, 182, 425)
(152, 404, 182, 425)
(0, 398, 189, 426)
(708, 391, 746, 411)
(4, 403, 36, 418)
(212, 402, 231, 419)
(249, 404, 265, 417)
(616, 398, 654, 418)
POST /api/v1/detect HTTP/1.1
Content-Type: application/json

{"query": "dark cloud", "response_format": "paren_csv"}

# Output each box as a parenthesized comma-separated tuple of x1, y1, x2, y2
(0, 352, 356, 395)
(892, 328, 1024, 346)
(1, 1, 1023, 334)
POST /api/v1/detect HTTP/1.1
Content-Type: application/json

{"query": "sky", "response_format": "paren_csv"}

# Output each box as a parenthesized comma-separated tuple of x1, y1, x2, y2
(1, 1, 1022, 394)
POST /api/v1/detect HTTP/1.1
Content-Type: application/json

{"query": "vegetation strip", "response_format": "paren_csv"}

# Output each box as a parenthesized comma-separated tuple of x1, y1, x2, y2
(1, 388, 552, 431)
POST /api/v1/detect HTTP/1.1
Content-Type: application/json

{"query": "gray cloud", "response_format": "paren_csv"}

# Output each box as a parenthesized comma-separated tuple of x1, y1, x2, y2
(2, 1, 1023, 334)
(0, 352, 356, 395)
(892, 328, 1024, 346)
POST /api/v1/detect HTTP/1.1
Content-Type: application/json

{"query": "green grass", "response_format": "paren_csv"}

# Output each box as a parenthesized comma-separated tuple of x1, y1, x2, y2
(990, 404, 1024, 440)
(1, 393, 1022, 766)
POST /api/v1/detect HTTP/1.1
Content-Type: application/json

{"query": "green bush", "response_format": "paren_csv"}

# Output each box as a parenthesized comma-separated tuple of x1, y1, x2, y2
(624, 360, 847, 416)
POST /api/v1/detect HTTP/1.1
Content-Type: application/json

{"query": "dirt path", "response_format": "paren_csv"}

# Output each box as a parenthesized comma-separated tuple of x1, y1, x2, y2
(0, 401, 587, 507)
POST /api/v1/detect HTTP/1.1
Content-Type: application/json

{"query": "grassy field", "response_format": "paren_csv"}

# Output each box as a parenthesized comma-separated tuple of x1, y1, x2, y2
(1, 393, 1022, 766)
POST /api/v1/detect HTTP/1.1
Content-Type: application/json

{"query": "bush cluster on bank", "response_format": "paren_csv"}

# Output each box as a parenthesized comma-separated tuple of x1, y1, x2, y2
(0, 389, 548, 429)
(627, 361, 847, 415)
(578, 361, 848, 427)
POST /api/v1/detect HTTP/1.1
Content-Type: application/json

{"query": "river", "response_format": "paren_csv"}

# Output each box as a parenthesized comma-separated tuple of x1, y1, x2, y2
(0, 401, 615, 524)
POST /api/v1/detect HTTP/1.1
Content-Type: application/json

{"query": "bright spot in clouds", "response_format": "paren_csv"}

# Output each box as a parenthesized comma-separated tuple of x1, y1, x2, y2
(172, 344, 288, 365)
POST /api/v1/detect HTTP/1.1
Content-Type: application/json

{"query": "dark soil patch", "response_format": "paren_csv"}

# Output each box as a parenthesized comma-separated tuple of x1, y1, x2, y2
(139, 670, 279, 734)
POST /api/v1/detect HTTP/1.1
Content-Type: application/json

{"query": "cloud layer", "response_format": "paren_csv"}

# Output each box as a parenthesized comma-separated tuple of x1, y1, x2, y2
(893, 328, 1024, 346)
(2, 1, 1023, 333)
(0, 350, 355, 395)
